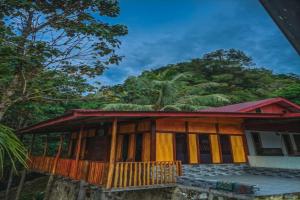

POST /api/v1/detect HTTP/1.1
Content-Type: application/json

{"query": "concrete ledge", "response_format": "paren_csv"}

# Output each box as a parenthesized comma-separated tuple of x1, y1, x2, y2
(248, 156, 300, 170)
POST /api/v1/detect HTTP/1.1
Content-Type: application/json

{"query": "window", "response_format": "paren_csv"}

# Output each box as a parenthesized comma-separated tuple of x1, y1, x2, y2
(293, 135, 300, 152)
(175, 134, 188, 164)
(251, 132, 283, 156)
(198, 134, 212, 163)
(251, 132, 262, 155)
(219, 135, 233, 163)
(135, 134, 143, 161)
(255, 108, 262, 113)
(122, 135, 130, 161)
(282, 134, 294, 155)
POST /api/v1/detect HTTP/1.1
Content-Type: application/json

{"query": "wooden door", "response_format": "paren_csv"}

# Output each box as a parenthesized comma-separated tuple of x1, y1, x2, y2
(135, 133, 143, 161)
(175, 134, 188, 164)
(198, 134, 212, 163)
(85, 135, 109, 161)
(121, 135, 130, 161)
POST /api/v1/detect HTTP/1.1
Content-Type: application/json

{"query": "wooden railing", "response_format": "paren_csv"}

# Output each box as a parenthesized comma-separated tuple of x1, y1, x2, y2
(112, 161, 182, 188)
(28, 156, 108, 186)
(28, 156, 182, 189)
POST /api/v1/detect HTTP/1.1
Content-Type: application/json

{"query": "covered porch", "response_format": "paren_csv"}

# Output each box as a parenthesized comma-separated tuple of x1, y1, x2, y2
(245, 117, 300, 169)
(21, 114, 183, 190)
(28, 156, 180, 189)
(18, 109, 279, 190)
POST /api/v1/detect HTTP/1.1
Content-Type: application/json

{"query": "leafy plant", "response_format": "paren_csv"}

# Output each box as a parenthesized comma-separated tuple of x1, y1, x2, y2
(0, 124, 27, 175)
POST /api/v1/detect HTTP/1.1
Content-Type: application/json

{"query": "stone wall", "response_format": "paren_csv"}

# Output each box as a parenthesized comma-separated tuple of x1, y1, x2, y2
(47, 164, 300, 200)
(181, 164, 300, 179)
(182, 164, 249, 177)
(47, 176, 300, 200)
(48, 178, 251, 200)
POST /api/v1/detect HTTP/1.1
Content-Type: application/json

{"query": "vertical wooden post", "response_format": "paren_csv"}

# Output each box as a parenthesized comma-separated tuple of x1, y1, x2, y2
(52, 136, 64, 174)
(106, 118, 118, 189)
(75, 126, 84, 177)
(43, 135, 48, 157)
(44, 136, 64, 200)
(150, 119, 156, 161)
(67, 133, 73, 158)
(28, 133, 35, 156)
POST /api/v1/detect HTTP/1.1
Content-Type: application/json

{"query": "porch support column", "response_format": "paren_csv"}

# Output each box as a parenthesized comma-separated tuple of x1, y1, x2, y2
(150, 119, 156, 161)
(106, 118, 118, 189)
(43, 135, 48, 157)
(29, 133, 35, 156)
(52, 135, 64, 174)
(44, 135, 64, 200)
(75, 126, 84, 176)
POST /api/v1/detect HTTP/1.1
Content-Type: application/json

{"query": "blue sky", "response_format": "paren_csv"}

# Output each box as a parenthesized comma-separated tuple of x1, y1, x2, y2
(99, 0, 300, 85)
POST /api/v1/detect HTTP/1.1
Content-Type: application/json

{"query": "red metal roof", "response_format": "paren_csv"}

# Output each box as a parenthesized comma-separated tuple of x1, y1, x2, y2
(17, 97, 300, 134)
(18, 110, 283, 134)
(200, 97, 300, 113)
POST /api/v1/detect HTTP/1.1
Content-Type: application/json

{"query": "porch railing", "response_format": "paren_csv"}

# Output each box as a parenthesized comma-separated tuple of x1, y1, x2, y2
(29, 156, 108, 186)
(28, 156, 182, 189)
(112, 161, 182, 188)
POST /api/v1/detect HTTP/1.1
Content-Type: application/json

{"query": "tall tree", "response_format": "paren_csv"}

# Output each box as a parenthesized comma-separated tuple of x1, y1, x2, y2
(0, 0, 127, 121)
(100, 49, 300, 111)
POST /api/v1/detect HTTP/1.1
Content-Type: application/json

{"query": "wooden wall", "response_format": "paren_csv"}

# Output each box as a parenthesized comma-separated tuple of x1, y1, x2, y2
(115, 120, 152, 162)
(155, 118, 247, 164)
(70, 117, 247, 164)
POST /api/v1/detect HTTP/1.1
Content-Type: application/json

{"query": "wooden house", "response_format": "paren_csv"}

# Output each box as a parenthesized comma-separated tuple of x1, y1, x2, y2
(19, 97, 300, 190)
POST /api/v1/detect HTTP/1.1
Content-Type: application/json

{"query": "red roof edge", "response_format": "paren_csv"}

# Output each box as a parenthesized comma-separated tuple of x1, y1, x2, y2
(240, 97, 300, 112)
(17, 110, 283, 134)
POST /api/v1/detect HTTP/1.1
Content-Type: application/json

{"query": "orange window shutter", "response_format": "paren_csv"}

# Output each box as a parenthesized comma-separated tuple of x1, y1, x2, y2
(188, 134, 198, 164)
(142, 132, 151, 161)
(230, 136, 246, 163)
(156, 133, 174, 161)
(210, 135, 221, 163)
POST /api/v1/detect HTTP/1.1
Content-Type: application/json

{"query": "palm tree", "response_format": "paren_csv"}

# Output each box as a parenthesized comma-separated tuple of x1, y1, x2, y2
(151, 69, 189, 110)
(101, 69, 189, 111)
(100, 69, 232, 112)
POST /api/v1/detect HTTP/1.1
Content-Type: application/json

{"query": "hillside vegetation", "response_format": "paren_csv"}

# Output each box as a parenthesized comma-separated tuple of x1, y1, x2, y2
(3, 49, 300, 130)
(99, 49, 300, 111)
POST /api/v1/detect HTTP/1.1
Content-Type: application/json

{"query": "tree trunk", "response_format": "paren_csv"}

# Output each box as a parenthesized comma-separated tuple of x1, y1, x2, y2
(76, 180, 87, 200)
(15, 169, 26, 200)
(4, 168, 14, 200)
(0, 75, 19, 122)
(44, 174, 55, 200)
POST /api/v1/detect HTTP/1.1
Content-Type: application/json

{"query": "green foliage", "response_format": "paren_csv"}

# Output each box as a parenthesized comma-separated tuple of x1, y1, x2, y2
(0, 124, 27, 175)
(0, 0, 127, 122)
(178, 94, 230, 107)
(101, 49, 300, 110)
(275, 83, 300, 104)
(102, 103, 153, 111)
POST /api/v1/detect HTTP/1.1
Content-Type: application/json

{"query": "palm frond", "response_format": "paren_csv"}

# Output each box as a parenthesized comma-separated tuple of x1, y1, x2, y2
(101, 103, 154, 111)
(179, 94, 230, 107)
(161, 104, 209, 111)
(0, 124, 28, 175)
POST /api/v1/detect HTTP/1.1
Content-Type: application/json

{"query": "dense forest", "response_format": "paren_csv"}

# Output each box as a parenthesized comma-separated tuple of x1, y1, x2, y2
(1, 1, 300, 199)
(99, 49, 300, 111)
(3, 49, 300, 132)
